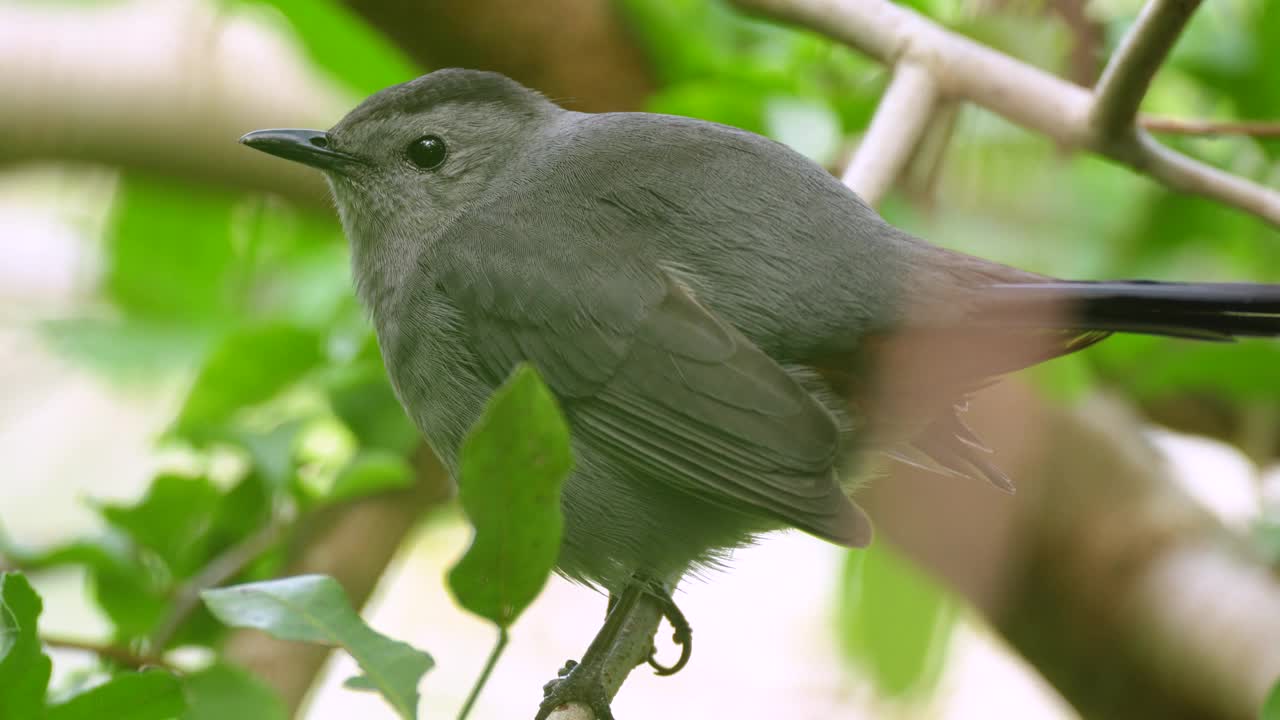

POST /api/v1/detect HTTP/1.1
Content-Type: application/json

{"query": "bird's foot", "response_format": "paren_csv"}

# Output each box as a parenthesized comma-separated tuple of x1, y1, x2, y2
(645, 584, 692, 676)
(536, 659, 614, 720)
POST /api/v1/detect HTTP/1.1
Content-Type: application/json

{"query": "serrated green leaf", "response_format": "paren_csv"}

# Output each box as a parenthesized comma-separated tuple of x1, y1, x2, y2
(448, 365, 572, 628)
(181, 663, 287, 720)
(174, 324, 323, 441)
(838, 543, 956, 697)
(325, 451, 414, 504)
(47, 670, 185, 720)
(201, 575, 432, 720)
(0, 573, 52, 720)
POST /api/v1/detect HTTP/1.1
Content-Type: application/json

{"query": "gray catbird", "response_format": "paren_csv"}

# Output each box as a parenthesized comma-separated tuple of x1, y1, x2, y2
(242, 68, 1280, 718)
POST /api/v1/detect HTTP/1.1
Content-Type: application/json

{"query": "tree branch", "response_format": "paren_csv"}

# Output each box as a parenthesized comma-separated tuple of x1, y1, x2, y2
(1140, 117, 1280, 138)
(546, 596, 666, 720)
(41, 635, 177, 672)
(1089, 0, 1202, 142)
(732, 0, 1280, 227)
(150, 514, 289, 653)
(0, 1, 344, 208)
(863, 384, 1280, 719)
(842, 61, 939, 204)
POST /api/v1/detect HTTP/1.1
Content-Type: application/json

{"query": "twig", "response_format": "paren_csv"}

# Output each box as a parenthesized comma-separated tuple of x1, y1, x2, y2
(148, 516, 288, 652)
(457, 628, 508, 720)
(41, 635, 177, 672)
(546, 594, 665, 720)
(731, 0, 1280, 227)
(1089, 0, 1203, 142)
(1140, 117, 1280, 138)
(842, 61, 939, 205)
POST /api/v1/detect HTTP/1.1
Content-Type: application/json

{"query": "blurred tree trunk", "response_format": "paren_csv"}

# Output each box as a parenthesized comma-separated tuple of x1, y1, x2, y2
(340, 0, 655, 111)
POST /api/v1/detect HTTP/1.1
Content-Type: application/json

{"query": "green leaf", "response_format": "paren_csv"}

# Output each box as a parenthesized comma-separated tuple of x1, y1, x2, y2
(1264, 677, 1280, 720)
(174, 324, 323, 441)
(325, 451, 415, 504)
(0, 573, 51, 720)
(47, 670, 185, 720)
(98, 475, 222, 578)
(325, 348, 420, 455)
(764, 96, 841, 164)
(182, 663, 287, 720)
(343, 675, 377, 691)
(838, 543, 956, 697)
(230, 0, 418, 96)
(448, 365, 573, 628)
(201, 575, 432, 720)
(235, 421, 307, 491)
(104, 175, 241, 324)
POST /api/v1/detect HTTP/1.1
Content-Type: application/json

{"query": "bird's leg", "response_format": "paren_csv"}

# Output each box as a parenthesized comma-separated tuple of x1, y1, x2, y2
(536, 583, 644, 720)
(643, 581, 692, 676)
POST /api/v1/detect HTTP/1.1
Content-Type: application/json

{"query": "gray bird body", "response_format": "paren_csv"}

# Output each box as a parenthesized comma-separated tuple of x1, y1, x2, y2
(340, 106, 903, 587)
(244, 69, 1280, 595)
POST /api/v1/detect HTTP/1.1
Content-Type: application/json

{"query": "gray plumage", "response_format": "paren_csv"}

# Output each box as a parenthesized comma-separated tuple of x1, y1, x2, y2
(244, 68, 1280, 594)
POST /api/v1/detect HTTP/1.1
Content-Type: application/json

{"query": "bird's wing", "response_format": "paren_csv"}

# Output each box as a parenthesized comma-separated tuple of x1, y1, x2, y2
(439, 232, 870, 548)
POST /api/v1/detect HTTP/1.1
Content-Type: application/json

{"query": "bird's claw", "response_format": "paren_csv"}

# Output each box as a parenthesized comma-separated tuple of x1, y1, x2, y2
(645, 586, 692, 676)
(535, 661, 614, 720)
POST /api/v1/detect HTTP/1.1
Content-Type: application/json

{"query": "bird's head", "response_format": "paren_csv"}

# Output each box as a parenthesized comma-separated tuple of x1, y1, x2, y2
(241, 68, 558, 244)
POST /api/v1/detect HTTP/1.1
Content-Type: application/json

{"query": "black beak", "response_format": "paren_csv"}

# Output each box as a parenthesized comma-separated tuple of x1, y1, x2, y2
(239, 128, 361, 171)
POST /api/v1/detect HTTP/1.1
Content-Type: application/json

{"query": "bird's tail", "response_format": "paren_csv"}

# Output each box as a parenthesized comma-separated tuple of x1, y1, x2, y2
(889, 279, 1280, 493)
(980, 280, 1280, 340)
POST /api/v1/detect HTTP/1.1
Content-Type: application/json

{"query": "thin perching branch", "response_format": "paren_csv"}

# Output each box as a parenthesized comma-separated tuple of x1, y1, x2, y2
(149, 515, 289, 652)
(1089, 0, 1203, 143)
(842, 61, 939, 204)
(41, 635, 177, 672)
(1140, 117, 1280, 138)
(732, 0, 1280, 228)
(546, 595, 666, 720)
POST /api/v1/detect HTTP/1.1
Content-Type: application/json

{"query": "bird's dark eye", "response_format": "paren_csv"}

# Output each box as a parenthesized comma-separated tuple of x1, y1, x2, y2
(407, 135, 448, 169)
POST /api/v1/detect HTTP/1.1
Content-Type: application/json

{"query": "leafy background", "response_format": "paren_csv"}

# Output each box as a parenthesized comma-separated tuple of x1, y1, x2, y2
(2, 0, 1278, 717)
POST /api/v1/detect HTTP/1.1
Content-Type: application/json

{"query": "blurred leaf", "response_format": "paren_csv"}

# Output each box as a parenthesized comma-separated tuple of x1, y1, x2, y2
(838, 543, 956, 697)
(0, 573, 51, 720)
(1093, 337, 1280, 401)
(98, 475, 222, 579)
(174, 324, 323, 441)
(343, 675, 377, 692)
(764, 96, 841, 164)
(91, 554, 172, 643)
(105, 175, 245, 324)
(47, 670, 185, 720)
(0, 524, 131, 575)
(1264, 677, 1280, 720)
(325, 347, 420, 455)
(447, 365, 572, 628)
(1252, 517, 1280, 566)
(647, 80, 768, 134)
(325, 451, 414, 504)
(0, 528, 169, 643)
(181, 663, 287, 720)
(235, 421, 306, 491)
(202, 575, 431, 719)
(41, 316, 213, 381)
(233, 0, 419, 95)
